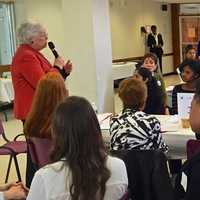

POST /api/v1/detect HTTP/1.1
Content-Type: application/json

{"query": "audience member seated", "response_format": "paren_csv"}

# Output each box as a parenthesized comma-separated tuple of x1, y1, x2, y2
(184, 45, 197, 61)
(176, 45, 197, 79)
(190, 79, 200, 138)
(172, 59, 200, 115)
(27, 96, 128, 200)
(181, 79, 200, 200)
(139, 53, 168, 114)
(24, 72, 68, 187)
(170, 60, 200, 199)
(0, 182, 28, 200)
(110, 78, 168, 152)
(134, 67, 163, 114)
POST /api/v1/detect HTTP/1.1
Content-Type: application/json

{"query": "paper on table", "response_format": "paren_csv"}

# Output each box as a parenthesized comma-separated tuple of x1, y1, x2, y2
(177, 93, 194, 119)
(97, 113, 112, 130)
(159, 115, 179, 132)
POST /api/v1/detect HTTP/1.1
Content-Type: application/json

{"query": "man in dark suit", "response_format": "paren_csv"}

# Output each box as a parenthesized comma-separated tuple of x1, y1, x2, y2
(147, 25, 164, 73)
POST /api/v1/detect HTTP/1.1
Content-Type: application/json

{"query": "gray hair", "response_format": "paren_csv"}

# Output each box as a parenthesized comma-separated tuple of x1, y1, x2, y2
(17, 22, 46, 44)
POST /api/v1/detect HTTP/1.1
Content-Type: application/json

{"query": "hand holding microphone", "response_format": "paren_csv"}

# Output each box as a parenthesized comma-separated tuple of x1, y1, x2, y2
(48, 41, 73, 75)
(64, 60, 72, 74)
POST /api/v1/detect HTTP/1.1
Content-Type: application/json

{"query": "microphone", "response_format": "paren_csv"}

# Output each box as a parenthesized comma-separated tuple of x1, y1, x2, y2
(48, 41, 59, 58)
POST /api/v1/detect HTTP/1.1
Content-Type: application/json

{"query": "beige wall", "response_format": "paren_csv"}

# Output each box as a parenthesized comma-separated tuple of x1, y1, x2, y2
(14, 0, 64, 64)
(109, 0, 174, 73)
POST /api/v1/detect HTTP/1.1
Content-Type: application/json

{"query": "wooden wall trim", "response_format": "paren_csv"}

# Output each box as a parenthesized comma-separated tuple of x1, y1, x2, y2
(0, 65, 11, 77)
(179, 14, 200, 16)
(112, 53, 173, 63)
(171, 4, 181, 71)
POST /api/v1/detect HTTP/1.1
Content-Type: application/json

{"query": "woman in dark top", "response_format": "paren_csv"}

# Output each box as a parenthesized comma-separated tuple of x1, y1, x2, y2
(134, 67, 163, 114)
(135, 53, 168, 114)
(172, 59, 200, 115)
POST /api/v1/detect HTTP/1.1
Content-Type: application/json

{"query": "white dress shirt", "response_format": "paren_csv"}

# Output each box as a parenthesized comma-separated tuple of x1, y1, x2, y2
(27, 156, 128, 200)
(0, 192, 4, 200)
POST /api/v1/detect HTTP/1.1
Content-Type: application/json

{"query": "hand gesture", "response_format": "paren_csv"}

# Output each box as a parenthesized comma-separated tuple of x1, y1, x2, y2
(54, 56, 65, 69)
(3, 182, 28, 200)
(63, 60, 73, 74)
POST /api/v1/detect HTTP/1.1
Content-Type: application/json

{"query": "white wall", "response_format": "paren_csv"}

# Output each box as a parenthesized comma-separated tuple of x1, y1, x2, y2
(109, 0, 174, 73)
(14, 0, 64, 64)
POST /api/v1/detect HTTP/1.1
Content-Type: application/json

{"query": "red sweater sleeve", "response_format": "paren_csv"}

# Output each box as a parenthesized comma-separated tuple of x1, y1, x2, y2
(19, 53, 55, 89)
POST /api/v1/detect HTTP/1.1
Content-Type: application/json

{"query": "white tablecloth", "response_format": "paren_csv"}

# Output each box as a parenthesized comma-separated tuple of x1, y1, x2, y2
(112, 62, 137, 80)
(100, 114, 195, 159)
(166, 86, 174, 108)
(155, 115, 195, 159)
(0, 78, 14, 103)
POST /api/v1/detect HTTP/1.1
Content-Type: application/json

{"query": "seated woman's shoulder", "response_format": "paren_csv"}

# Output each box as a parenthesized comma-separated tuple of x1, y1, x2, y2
(135, 111, 160, 123)
(107, 155, 127, 172)
(107, 155, 125, 167)
(39, 160, 67, 176)
(173, 84, 184, 91)
(106, 155, 128, 181)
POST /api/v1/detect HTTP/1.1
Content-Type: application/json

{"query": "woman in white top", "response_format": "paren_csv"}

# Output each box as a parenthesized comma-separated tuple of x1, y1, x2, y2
(27, 96, 128, 200)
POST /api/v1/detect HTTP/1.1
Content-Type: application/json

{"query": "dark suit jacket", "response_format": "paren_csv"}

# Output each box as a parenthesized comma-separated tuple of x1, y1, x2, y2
(147, 33, 163, 56)
(182, 150, 200, 200)
(111, 150, 174, 200)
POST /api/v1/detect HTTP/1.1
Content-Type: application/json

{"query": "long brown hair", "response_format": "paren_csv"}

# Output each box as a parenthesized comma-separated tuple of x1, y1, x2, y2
(51, 96, 110, 200)
(24, 72, 68, 138)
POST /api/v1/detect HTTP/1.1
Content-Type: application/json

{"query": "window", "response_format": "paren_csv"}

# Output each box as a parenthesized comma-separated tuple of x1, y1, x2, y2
(0, 2, 16, 65)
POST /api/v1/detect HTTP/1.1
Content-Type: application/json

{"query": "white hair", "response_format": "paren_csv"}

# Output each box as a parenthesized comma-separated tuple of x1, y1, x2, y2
(17, 22, 46, 44)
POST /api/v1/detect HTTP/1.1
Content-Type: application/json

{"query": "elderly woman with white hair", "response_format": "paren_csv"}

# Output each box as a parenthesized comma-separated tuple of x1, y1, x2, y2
(11, 22, 72, 123)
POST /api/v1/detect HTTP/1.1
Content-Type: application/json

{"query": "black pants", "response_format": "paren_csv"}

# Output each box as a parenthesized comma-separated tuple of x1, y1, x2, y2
(168, 159, 182, 175)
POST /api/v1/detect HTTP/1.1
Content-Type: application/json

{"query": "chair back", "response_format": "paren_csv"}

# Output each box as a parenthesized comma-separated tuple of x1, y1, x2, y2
(186, 139, 200, 160)
(0, 118, 10, 142)
(0, 118, 4, 136)
(27, 137, 52, 168)
(119, 191, 129, 200)
(110, 149, 174, 200)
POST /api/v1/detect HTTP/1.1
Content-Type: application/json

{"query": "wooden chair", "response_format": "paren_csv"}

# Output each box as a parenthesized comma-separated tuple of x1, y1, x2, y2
(186, 139, 200, 160)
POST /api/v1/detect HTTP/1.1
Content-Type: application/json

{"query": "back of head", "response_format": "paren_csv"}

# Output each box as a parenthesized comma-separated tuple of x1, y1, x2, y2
(136, 67, 152, 82)
(119, 78, 147, 110)
(51, 96, 110, 200)
(24, 72, 68, 138)
(17, 22, 46, 45)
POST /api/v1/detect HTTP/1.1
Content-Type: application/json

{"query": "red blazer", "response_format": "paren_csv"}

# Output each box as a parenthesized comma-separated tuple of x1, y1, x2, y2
(11, 44, 58, 120)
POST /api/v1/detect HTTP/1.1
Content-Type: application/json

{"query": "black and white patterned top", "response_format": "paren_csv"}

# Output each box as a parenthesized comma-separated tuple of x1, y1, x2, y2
(110, 108, 168, 152)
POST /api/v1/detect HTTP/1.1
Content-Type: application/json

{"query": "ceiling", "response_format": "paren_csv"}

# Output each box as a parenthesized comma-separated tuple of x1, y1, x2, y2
(152, 0, 200, 3)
